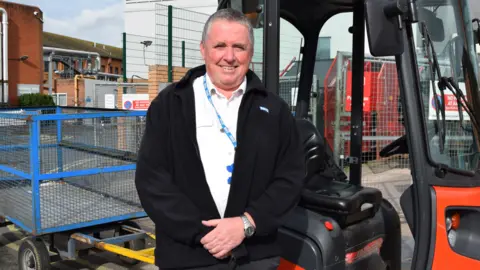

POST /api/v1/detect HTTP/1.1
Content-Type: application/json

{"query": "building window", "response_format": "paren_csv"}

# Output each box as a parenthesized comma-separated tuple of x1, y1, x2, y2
(115, 67, 119, 74)
(52, 93, 67, 106)
(316, 37, 331, 60)
(101, 65, 105, 72)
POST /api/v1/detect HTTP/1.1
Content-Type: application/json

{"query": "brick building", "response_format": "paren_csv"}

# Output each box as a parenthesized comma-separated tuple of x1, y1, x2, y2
(0, 1, 189, 108)
(42, 32, 124, 106)
(0, 1, 44, 106)
(43, 32, 123, 79)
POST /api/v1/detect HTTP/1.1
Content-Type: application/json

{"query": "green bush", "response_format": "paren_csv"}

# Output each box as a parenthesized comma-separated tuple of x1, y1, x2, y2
(19, 93, 55, 107)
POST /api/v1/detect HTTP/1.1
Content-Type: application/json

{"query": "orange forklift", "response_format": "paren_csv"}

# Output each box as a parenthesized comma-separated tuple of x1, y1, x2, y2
(220, 0, 480, 269)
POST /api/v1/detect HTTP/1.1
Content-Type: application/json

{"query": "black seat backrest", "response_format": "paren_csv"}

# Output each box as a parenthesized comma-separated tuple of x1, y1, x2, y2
(295, 118, 348, 190)
(295, 118, 325, 179)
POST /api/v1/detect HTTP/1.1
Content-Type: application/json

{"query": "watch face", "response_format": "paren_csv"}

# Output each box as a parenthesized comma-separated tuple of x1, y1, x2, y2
(246, 226, 255, 237)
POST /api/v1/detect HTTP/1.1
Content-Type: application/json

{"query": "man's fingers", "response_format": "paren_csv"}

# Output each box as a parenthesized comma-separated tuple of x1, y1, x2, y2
(213, 249, 230, 259)
(202, 219, 221, 227)
(204, 238, 219, 250)
(200, 228, 217, 245)
(218, 251, 232, 260)
(207, 243, 223, 254)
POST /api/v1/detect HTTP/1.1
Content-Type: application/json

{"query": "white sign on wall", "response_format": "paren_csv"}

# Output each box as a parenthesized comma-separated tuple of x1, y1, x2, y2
(105, 94, 116, 109)
(122, 94, 150, 110)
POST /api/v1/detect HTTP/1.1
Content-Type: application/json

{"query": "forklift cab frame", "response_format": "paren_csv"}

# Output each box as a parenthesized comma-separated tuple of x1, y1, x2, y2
(221, 0, 480, 269)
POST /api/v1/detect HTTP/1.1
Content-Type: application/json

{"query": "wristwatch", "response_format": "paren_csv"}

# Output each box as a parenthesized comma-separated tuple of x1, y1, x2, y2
(241, 214, 255, 238)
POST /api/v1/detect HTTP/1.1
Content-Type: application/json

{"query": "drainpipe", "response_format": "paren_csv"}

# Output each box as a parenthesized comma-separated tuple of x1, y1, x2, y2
(0, 8, 8, 104)
(48, 52, 54, 95)
(43, 46, 101, 73)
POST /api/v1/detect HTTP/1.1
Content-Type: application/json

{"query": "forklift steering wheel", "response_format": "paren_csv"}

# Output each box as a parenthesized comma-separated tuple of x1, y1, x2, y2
(379, 135, 408, 157)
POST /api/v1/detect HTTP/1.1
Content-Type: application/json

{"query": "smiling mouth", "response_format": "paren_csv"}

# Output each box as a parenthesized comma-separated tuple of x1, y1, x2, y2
(220, 66, 237, 72)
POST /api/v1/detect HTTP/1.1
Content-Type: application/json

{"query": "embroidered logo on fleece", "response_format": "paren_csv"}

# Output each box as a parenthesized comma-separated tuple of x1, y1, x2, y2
(259, 106, 269, 113)
(226, 163, 234, 184)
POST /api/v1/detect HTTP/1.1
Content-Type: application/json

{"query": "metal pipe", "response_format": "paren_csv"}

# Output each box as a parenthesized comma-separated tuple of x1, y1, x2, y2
(0, 8, 8, 104)
(74, 75, 95, 106)
(43, 46, 101, 72)
(0, 19, 3, 104)
(92, 82, 149, 87)
(97, 72, 122, 78)
(48, 52, 54, 95)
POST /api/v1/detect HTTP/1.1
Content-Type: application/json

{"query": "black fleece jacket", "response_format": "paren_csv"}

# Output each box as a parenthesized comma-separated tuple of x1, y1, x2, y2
(135, 65, 306, 269)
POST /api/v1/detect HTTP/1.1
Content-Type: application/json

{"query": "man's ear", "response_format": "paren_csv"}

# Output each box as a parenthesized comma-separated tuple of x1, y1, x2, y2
(200, 42, 206, 60)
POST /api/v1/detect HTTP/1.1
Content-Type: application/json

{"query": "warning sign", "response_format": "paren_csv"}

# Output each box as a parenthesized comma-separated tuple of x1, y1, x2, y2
(428, 81, 470, 121)
(122, 94, 150, 110)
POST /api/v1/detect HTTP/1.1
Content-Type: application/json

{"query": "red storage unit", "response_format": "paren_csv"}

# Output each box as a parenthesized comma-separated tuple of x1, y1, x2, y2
(323, 53, 402, 163)
(375, 62, 404, 159)
(324, 56, 380, 159)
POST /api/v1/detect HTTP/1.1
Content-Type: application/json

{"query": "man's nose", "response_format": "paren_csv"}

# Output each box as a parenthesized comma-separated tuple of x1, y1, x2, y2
(223, 47, 235, 62)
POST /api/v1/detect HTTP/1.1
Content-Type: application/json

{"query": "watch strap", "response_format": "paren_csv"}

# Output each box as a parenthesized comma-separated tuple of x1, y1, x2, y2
(241, 214, 255, 237)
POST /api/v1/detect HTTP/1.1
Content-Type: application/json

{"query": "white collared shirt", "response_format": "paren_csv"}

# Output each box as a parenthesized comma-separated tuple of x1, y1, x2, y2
(193, 74, 246, 218)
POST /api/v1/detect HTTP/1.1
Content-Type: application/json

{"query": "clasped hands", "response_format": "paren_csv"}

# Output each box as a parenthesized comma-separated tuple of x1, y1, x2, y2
(200, 213, 255, 259)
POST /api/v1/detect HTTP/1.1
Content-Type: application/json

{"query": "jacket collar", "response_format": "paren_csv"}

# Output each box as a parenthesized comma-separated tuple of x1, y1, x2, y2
(173, 64, 267, 95)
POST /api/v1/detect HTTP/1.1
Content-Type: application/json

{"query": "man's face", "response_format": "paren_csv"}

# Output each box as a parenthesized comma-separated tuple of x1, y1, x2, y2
(200, 19, 253, 91)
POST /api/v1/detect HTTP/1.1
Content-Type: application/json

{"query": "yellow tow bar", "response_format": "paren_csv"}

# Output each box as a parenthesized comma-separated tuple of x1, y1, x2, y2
(70, 224, 156, 265)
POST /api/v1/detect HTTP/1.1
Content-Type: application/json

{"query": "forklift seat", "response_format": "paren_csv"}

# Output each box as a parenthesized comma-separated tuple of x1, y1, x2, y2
(296, 118, 383, 228)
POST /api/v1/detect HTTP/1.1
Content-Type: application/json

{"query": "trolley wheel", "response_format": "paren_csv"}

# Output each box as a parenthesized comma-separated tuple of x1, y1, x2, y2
(118, 221, 146, 265)
(18, 237, 51, 270)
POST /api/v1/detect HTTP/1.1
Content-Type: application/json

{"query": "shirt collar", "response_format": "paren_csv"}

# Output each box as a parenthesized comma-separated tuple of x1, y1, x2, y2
(205, 73, 246, 98)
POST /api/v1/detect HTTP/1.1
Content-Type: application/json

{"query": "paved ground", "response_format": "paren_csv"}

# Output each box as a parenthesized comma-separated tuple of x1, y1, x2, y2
(0, 165, 414, 269)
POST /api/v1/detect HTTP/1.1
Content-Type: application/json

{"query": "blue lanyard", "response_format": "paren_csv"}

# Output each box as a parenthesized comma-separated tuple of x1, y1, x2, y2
(203, 75, 237, 149)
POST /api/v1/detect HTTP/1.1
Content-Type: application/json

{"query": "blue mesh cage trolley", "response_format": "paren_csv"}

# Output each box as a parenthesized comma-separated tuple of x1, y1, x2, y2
(0, 106, 157, 268)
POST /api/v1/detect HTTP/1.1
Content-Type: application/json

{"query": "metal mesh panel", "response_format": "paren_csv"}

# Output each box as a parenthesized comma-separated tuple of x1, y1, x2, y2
(155, 4, 209, 68)
(39, 171, 142, 230)
(324, 52, 409, 171)
(0, 171, 33, 229)
(323, 52, 412, 222)
(126, 4, 265, 80)
(325, 52, 475, 177)
(39, 116, 144, 174)
(279, 76, 300, 113)
(124, 33, 157, 79)
(0, 115, 31, 173)
(278, 75, 318, 118)
(0, 107, 147, 233)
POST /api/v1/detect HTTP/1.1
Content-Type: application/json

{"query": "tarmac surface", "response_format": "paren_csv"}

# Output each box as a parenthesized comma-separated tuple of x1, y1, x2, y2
(0, 165, 414, 270)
